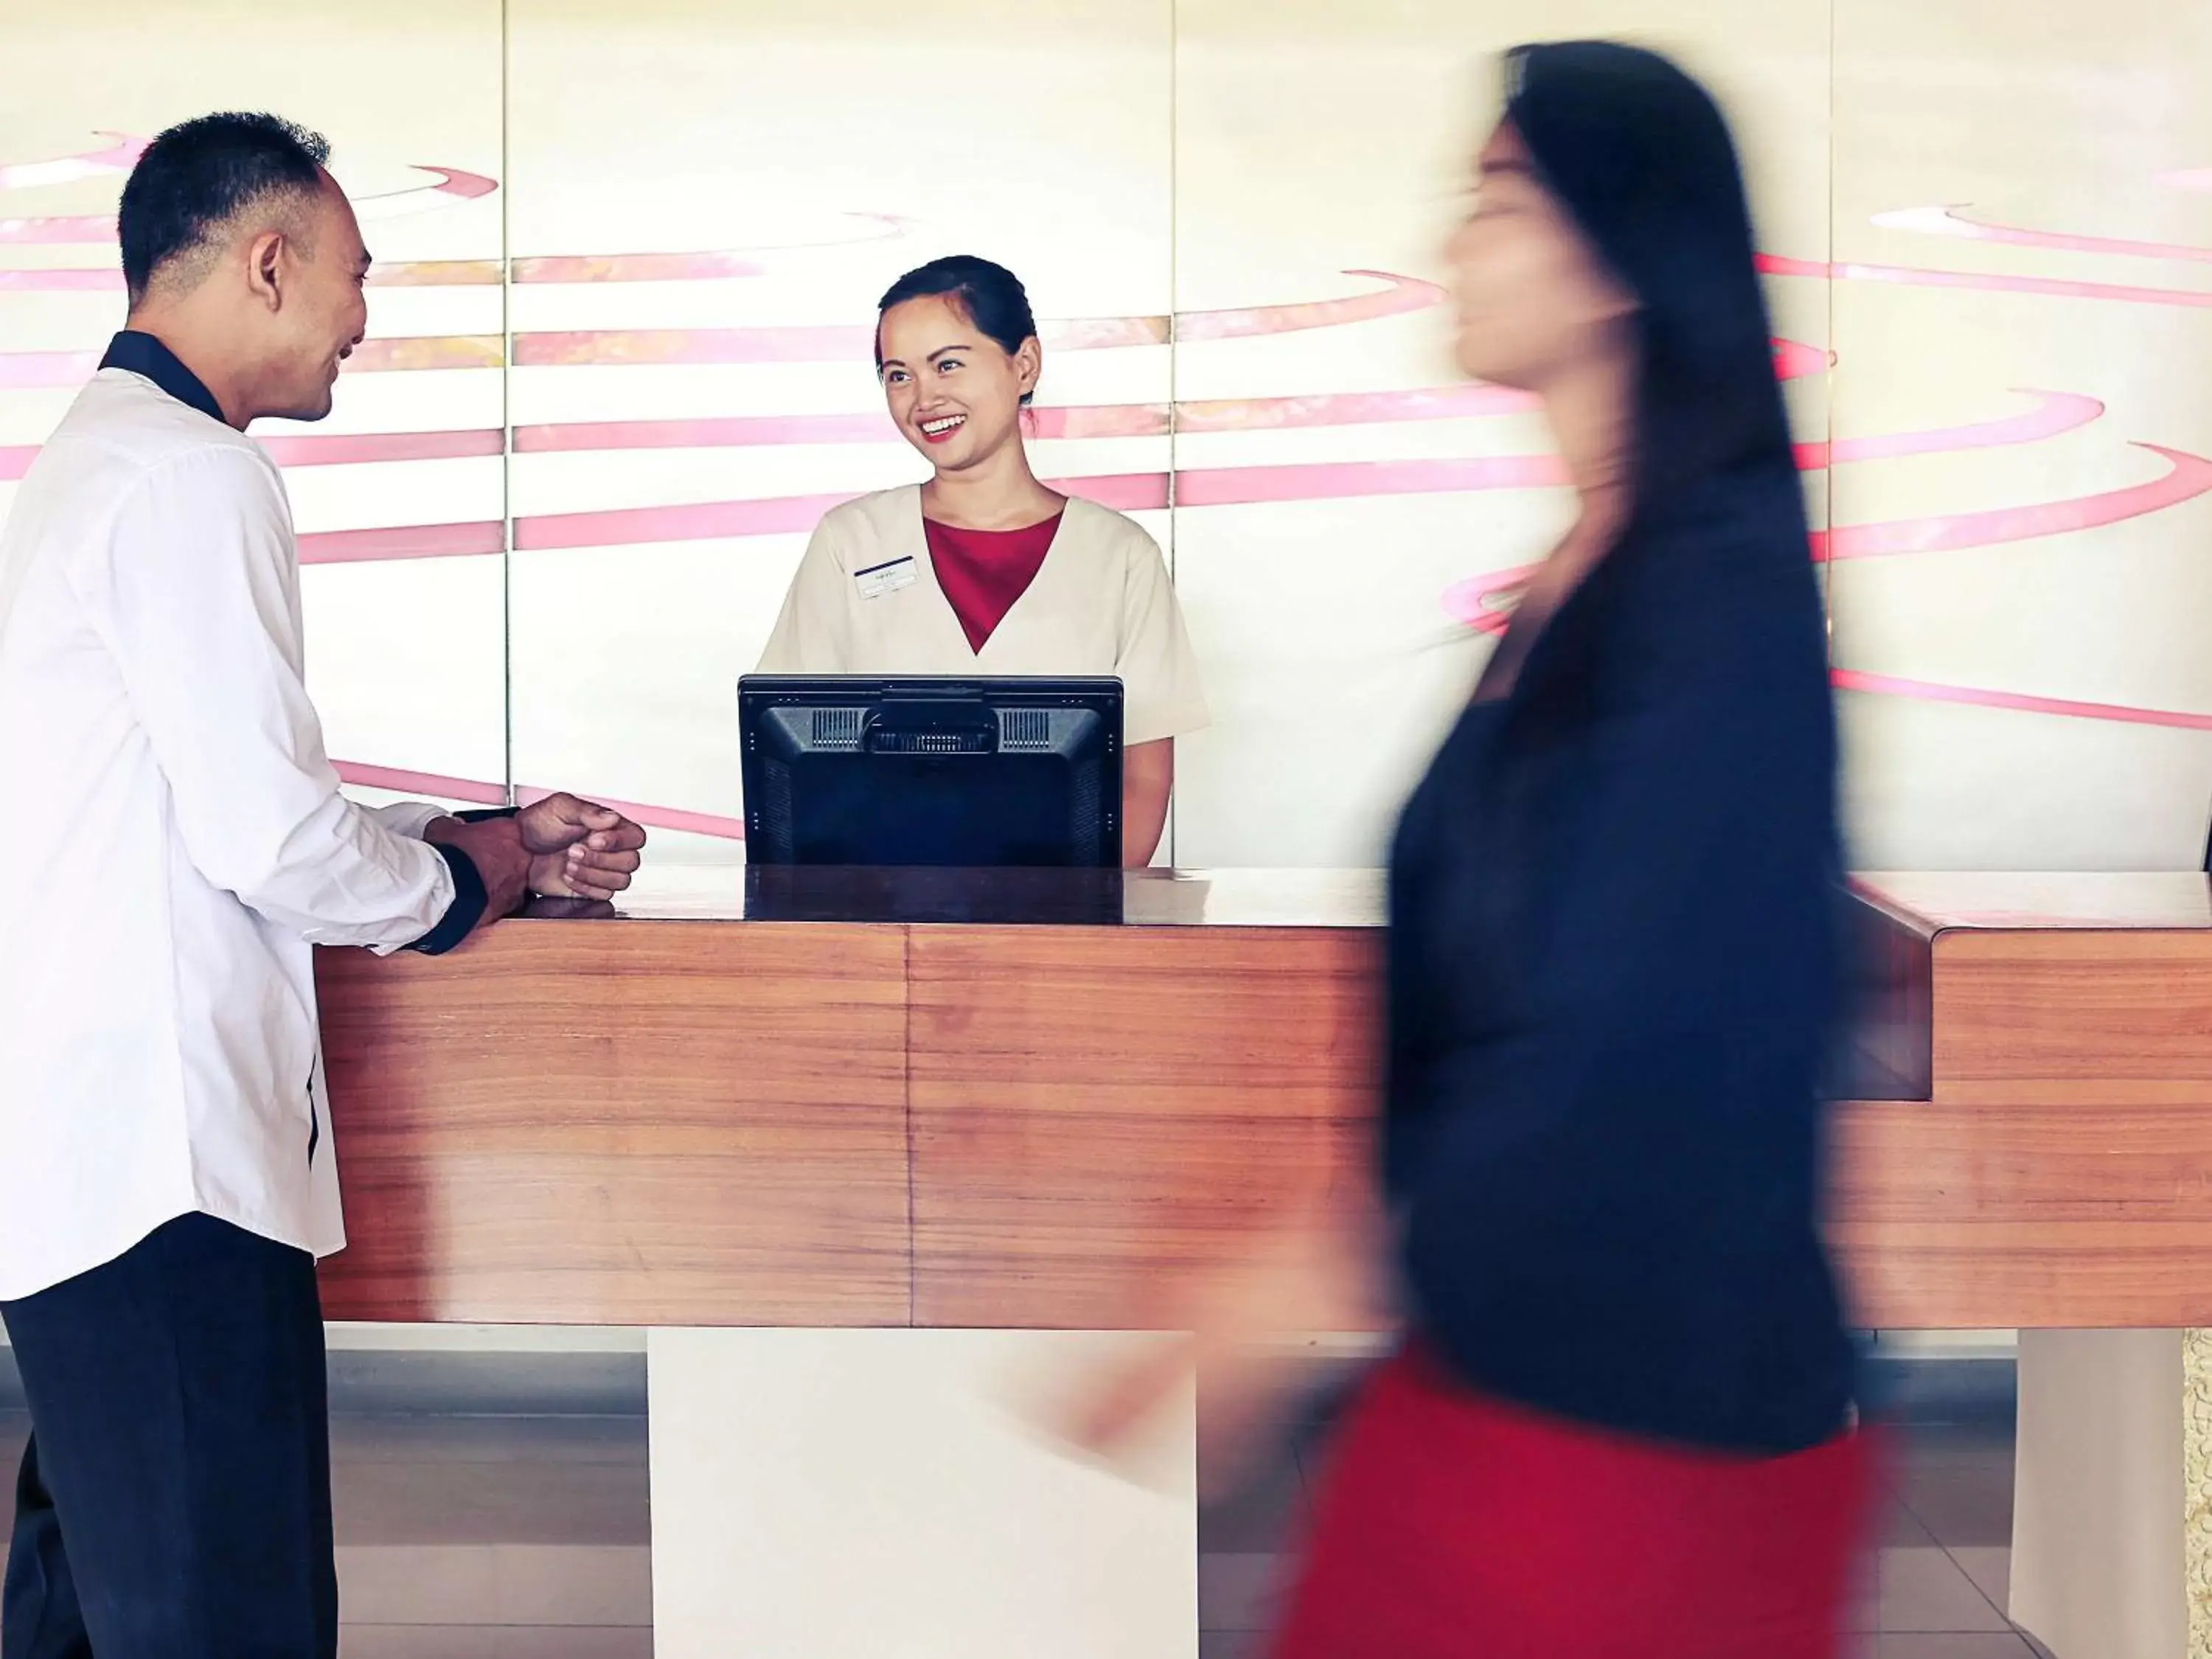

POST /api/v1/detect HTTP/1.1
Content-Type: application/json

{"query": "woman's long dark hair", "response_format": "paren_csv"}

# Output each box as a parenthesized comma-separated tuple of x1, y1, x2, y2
(1503, 41, 1799, 518)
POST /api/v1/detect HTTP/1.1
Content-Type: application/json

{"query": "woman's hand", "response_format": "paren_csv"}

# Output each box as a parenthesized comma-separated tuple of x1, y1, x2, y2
(1062, 1203, 1388, 1496)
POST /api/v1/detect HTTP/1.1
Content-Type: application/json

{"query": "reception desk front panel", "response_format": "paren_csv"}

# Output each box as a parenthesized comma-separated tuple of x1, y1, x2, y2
(319, 918, 914, 1326)
(317, 866, 2212, 1332)
(1837, 871, 2212, 1331)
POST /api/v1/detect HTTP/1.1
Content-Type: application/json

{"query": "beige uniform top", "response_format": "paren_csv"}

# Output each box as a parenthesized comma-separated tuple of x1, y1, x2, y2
(756, 484, 1210, 748)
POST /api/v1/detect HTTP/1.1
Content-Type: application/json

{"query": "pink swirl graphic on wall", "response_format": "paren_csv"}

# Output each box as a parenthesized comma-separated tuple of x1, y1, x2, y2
(0, 157, 493, 246)
(0, 134, 145, 190)
(1815, 444, 2212, 561)
(0, 202, 908, 292)
(8, 136, 2212, 835)
(1830, 672, 2212, 734)
(510, 270, 1441, 367)
(1871, 205, 2212, 265)
(1757, 250, 2212, 310)
(334, 762, 747, 841)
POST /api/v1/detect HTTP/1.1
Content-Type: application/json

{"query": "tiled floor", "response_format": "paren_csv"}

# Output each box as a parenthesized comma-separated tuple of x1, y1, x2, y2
(0, 1384, 2042, 1656)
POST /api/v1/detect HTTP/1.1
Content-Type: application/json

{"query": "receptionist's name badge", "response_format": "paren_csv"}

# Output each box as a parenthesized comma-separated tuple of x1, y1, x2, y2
(855, 557, 917, 600)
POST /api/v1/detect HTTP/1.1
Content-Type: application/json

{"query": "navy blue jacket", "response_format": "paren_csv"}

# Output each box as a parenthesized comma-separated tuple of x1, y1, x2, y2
(1385, 463, 1855, 1454)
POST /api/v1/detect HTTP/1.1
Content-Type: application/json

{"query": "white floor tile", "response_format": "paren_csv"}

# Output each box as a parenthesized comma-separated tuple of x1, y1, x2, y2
(335, 1457, 647, 1547)
(1854, 1546, 2014, 1635)
(1947, 1545, 2010, 1615)
(330, 1414, 647, 1467)
(338, 1544, 650, 1627)
(341, 1627, 652, 1659)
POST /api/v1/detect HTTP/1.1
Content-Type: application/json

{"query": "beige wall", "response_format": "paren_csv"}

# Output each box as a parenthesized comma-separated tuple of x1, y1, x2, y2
(1, 0, 2207, 872)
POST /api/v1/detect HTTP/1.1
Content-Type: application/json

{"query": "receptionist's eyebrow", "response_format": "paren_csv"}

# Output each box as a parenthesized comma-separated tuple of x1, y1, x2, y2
(880, 343, 977, 373)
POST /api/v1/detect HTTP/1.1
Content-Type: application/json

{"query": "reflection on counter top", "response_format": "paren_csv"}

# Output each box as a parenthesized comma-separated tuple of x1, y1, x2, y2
(1854, 871, 2212, 933)
(516, 864, 1390, 928)
(519, 868, 2212, 933)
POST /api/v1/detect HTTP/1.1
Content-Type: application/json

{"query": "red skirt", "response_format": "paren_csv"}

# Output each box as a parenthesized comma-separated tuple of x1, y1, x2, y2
(1273, 1345, 1876, 1659)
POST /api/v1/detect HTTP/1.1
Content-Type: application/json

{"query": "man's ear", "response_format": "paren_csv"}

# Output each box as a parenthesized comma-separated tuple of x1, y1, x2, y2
(246, 229, 287, 313)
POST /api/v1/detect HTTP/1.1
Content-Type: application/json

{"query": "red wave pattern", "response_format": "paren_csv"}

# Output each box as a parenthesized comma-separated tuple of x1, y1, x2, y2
(511, 215, 908, 285)
(299, 522, 505, 564)
(1872, 204, 2212, 265)
(334, 762, 507, 807)
(0, 334, 509, 389)
(13, 352, 1991, 484)
(1814, 444, 2212, 561)
(0, 268, 122, 292)
(0, 257, 509, 293)
(511, 271, 1441, 368)
(1759, 251, 2212, 310)
(377, 167, 497, 203)
(348, 335, 505, 372)
(509, 472, 1172, 554)
(512, 251, 764, 283)
(1441, 563, 1540, 635)
(290, 390, 2149, 563)
(10, 140, 2212, 824)
(0, 428, 507, 483)
(263, 430, 505, 467)
(0, 159, 495, 247)
(513, 785, 746, 841)
(1806, 389, 2104, 468)
(0, 212, 115, 245)
(332, 763, 747, 841)
(510, 384, 1540, 453)
(1831, 670, 2212, 733)
(0, 209, 908, 293)
(0, 134, 143, 191)
(0, 350, 100, 389)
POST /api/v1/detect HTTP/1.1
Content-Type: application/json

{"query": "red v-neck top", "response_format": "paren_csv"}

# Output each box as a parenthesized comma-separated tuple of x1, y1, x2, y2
(923, 511, 1064, 654)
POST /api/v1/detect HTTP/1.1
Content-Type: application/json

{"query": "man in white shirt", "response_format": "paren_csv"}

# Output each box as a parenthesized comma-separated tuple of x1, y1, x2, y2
(0, 114, 647, 1659)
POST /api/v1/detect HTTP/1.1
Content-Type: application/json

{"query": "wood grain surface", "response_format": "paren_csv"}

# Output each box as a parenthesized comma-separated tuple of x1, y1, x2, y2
(1831, 882, 2212, 1327)
(907, 926, 1382, 1327)
(316, 922, 911, 1326)
(1933, 931, 2212, 1097)
(312, 876, 2212, 1331)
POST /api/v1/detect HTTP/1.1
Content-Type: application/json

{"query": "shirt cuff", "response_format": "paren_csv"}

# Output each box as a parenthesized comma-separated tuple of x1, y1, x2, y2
(408, 844, 491, 956)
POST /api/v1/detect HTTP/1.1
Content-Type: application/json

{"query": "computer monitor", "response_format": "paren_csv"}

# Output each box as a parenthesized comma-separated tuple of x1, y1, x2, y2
(739, 675, 1123, 867)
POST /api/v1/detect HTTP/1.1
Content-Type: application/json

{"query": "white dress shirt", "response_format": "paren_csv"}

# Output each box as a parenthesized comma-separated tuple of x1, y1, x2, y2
(0, 335, 477, 1302)
(756, 486, 1211, 746)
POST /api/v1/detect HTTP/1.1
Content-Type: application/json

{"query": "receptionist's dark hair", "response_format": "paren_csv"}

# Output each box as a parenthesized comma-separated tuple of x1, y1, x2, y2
(874, 255, 1040, 407)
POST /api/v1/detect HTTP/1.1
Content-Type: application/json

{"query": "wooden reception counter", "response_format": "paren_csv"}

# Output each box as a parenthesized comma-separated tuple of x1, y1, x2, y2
(1837, 869, 2212, 1331)
(316, 866, 1385, 1330)
(316, 864, 2212, 1333)
(313, 866, 2212, 1659)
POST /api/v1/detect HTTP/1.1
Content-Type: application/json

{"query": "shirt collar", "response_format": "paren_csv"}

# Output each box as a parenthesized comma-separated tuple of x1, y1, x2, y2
(98, 330, 228, 427)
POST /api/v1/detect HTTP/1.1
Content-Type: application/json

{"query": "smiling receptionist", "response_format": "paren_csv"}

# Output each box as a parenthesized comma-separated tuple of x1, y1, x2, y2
(754, 256, 1208, 866)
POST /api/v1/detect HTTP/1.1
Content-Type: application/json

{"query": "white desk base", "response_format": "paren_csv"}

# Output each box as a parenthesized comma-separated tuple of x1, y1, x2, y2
(647, 1328, 1198, 1659)
(2009, 1329, 2190, 1658)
